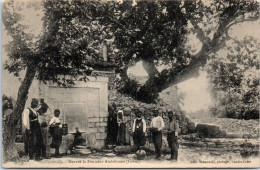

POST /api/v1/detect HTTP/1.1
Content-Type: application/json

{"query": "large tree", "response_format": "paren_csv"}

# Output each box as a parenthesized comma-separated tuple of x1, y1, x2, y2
(2, 0, 100, 162)
(39, 0, 259, 103)
(96, 0, 259, 103)
(2, 0, 259, 162)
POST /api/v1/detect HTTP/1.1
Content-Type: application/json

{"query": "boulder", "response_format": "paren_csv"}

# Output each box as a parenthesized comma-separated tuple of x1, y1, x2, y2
(219, 129, 227, 138)
(196, 124, 221, 138)
(136, 150, 146, 159)
(114, 145, 138, 154)
(187, 122, 196, 133)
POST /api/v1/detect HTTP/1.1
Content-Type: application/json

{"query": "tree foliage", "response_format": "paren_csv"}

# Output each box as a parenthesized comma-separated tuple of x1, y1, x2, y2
(207, 36, 259, 119)
(98, 0, 191, 102)
(96, 0, 259, 103)
(2, 0, 260, 161)
(15, 0, 257, 103)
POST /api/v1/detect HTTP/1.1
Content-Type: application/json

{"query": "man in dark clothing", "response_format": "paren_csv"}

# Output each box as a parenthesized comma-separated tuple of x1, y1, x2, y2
(38, 98, 50, 159)
(22, 98, 43, 160)
(107, 104, 118, 145)
(165, 111, 180, 161)
(132, 110, 146, 150)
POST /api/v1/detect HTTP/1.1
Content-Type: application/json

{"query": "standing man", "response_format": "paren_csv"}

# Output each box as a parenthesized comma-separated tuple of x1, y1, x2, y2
(107, 103, 118, 146)
(150, 109, 165, 160)
(132, 110, 146, 150)
(165, 111, 180, 161)
(22, 98, 42, 160)
(37, 98, 50, 159)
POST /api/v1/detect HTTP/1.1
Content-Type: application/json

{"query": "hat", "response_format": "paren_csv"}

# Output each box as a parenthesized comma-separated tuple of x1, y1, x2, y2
(168, 111, 174, 115)
(32, 98, 38, 102)
(117, 110, 123, 114)
(54, 109, 60, 113)
(31, 98, 38, 106)
(134, 109, 142, 114)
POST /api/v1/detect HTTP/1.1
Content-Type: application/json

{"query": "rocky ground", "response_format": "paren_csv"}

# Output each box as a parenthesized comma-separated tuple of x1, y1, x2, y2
(4, 145, 259, 168)
(187, 113, 259, 138)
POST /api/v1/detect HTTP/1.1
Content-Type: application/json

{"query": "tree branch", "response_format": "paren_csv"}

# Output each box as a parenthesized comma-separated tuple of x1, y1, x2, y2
(129, 9, 237, 102)
(189, 18, 210, 44)
(141, 58, 159, 78)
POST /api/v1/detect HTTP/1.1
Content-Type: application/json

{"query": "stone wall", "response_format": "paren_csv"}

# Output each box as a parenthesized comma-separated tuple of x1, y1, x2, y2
(91, 70, 115, 90)
(39, 75, 109, 149)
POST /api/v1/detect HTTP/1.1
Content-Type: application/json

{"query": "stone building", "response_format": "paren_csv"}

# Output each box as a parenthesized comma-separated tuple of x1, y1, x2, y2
(36, 44, 116, 149)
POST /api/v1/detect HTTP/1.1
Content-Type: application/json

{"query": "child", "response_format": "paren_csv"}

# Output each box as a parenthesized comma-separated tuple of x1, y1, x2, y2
(49, 109, 62, 158)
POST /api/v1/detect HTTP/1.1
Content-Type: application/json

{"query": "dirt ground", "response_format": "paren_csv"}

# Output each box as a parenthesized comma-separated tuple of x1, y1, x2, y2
(4, 145, 259, 168)
(4, 114, 259, 168)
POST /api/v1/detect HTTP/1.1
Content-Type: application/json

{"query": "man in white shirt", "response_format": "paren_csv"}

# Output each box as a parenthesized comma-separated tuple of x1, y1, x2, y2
(22, 98, 42, 160)
(150, 108, 165, 160)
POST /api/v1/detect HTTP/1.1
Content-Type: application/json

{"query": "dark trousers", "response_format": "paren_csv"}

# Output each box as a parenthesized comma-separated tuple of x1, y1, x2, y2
(133, 130, 145, 149)
(55, 146, 60, 156)
(117, 123, 126, 145)
(152, 131, 162, 158)
(40, 127, 50, 157)
(23, 130, 30, 155)
(41, 143, 46, 157)
(167, 134, 179, 160)
(28, 128, 42, 159)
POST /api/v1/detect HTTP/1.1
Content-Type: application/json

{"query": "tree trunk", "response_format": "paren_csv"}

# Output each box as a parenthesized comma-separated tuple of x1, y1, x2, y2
(142, 58, 159, 78)
(2, 122, 20, 162)
(2, 65, 37, 162)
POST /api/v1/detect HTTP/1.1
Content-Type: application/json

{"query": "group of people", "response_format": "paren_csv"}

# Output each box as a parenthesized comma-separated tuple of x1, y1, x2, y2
(108, 107, 181, 161)
(22, 98, 63, 160)
(20, 98, 179, 161)
(134, 109, 180, 161)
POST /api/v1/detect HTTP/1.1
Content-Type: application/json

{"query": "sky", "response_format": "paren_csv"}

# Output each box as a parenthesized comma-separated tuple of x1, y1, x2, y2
(1, 1, 260, 113)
